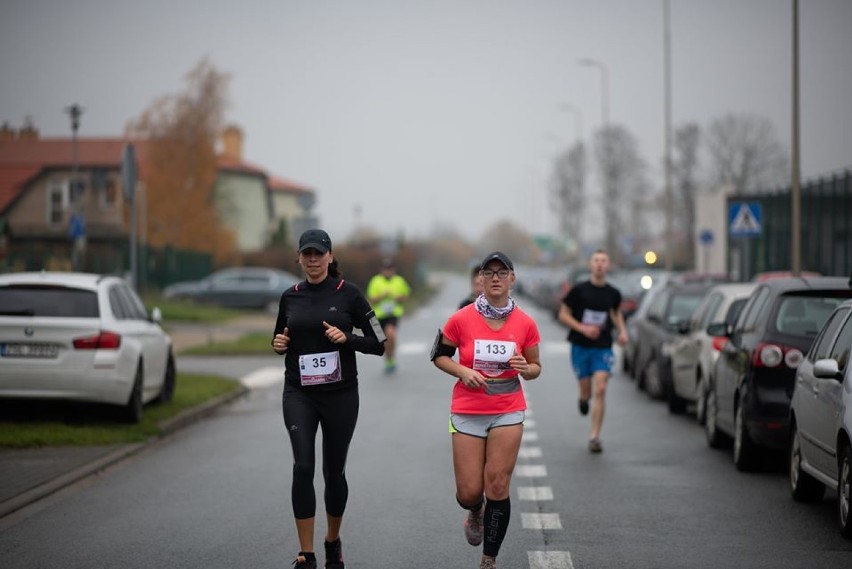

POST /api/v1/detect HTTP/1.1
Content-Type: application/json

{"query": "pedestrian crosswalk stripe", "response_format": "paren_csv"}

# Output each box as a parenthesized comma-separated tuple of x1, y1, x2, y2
(528, 551, 574, 569)
(525, 419, 537, 429)
(518, 446, 542, 459)
(522, 431, 539, 442)
(397, 342, 429, 355)
(521, 513, 562, 529)
(518, 486, 553, 501)
(515, 464, 547, 477)
(240, 366, 283, 388)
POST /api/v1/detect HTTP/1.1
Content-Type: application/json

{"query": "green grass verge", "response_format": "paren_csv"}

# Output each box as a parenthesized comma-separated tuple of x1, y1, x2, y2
(142, 295, 246, 323)
(0, 374, 242, 448)
(180, 332, 274, 356)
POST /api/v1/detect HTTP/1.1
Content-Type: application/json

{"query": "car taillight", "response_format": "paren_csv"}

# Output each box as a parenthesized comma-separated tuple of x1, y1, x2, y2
(711, 336, 728, 351)
(752, 342, 802, 368)
(73, 331, 122, 350)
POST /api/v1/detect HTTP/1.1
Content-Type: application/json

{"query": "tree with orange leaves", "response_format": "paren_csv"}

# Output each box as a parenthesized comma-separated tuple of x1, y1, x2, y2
(128, 57, 236, 264)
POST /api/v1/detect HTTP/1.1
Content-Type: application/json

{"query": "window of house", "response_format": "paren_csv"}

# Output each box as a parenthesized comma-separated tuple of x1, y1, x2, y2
(92, 169, 117, 209)
(47, 181, 68, 226)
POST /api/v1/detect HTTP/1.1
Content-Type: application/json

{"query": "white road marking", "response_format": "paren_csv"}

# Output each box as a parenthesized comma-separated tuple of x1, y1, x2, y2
(525, 419, 537, 429)
(522, 431, 539, 442)
(397, 342, 429, 355)
(541, 341, 570, 354)
(240, 366, 284, 389)
(521, 512, 562, 529)
(518, 446, 543, 459)
(528, 551, 574, 569)
(518, 486, 553, 501)
(515, 464, 547, 477)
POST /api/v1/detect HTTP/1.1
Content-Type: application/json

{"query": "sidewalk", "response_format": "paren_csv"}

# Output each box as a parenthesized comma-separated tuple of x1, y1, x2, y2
(0, 314, 274, 519)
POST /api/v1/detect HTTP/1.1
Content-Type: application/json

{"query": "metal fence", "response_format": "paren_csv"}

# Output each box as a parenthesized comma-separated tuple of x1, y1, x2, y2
(1, 238, 212, 293)
(728, 170, 851, 280)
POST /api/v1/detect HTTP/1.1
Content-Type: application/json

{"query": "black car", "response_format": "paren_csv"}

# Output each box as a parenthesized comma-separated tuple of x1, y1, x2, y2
(632, 281, 717, 400)
(705, 276, 852, 471)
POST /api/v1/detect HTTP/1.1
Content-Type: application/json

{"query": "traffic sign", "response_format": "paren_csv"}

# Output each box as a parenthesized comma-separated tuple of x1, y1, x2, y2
(121, 144, 137, 205)
(698, 229, 714, 246)
(729, 202, 762, 237)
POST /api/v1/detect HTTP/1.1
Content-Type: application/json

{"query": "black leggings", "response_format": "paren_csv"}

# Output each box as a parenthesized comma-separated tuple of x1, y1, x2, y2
(282, 386, 359, 519)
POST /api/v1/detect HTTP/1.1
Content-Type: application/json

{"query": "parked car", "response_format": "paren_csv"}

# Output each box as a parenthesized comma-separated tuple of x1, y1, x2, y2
(0, 271, 175, 423)
(632, 281, 719, 400)
(788, 298, 852, 539)
(163, 266, 299, 312)
(669, 282, 757, 419)
(705, 276, 852, 471)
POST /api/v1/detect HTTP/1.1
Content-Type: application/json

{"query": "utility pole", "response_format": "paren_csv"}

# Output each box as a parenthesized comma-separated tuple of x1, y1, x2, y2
(65, 104, 85, 271)
(791, 0, 801, 275)
(663, 0, 674, 271)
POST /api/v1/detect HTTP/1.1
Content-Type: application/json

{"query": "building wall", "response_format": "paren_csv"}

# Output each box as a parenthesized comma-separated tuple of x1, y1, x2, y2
(215, 171, 270, 251)
(10, 169, 126, 237)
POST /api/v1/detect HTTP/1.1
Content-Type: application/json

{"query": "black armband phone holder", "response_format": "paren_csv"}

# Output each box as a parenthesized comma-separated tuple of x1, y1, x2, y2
(430, 328, 456, 361)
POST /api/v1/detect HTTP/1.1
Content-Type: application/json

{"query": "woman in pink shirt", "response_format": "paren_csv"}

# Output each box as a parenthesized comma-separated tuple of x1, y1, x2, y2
(431, 251, 542, 569)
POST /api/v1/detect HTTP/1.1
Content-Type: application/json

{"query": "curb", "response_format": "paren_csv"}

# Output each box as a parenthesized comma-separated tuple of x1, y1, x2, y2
(0, 384, 249, 520)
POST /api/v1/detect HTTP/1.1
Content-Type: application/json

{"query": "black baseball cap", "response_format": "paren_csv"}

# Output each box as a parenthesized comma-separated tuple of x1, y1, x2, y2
(298, 229, 332, 253)
(479, 251, 514, 271)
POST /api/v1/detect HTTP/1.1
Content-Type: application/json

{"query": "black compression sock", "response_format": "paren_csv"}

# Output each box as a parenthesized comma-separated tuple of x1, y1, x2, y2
(482, 496, 511, 558)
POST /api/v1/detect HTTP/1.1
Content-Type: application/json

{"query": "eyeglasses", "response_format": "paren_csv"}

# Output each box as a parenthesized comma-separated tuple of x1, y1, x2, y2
(481, 269, 511, 279)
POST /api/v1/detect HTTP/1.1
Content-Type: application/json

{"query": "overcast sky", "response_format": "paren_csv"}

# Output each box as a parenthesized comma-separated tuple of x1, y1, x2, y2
(2, 0, 850, 243)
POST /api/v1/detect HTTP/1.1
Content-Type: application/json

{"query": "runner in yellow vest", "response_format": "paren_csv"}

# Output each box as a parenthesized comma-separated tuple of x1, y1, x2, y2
(366, 258, 411, 373)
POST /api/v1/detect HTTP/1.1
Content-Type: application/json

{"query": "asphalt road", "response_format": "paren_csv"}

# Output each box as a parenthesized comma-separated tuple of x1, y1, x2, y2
(1, 273, 850, 568)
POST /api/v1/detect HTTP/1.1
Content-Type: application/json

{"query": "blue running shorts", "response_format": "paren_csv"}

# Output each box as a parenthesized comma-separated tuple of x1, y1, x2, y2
(571, 345, 615, 380)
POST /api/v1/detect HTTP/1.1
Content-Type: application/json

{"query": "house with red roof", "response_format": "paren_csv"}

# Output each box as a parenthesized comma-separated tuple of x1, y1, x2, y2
(0, 121, 316, 275)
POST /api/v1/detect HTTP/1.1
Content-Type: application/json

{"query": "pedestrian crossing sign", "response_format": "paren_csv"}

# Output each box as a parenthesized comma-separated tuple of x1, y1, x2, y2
(729, 202, 762, 237)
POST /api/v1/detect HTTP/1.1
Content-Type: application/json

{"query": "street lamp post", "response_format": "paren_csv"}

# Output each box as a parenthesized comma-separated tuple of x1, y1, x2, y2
(578, 58, 612, 255)
(65, 103, 85, 271)
(663, 0, 674, 271)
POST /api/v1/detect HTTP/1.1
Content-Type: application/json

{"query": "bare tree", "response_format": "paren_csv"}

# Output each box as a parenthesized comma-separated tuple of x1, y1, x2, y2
(549, 141, 586, 243)
(671, 122, 701, 264)
(705, 112, 789, 193)
(595, 125, 649, 263)
(478, 220, 539, 265)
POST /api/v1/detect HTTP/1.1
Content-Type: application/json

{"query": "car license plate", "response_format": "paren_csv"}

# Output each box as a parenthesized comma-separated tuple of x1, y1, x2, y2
(1, 343, 59, 359)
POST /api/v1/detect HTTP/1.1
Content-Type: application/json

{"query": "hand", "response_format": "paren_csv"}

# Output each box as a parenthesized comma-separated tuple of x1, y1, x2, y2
(617, 329, 629, 346)
(272, 328, 290, 353)
(323, 321, 347, 344)
(458, 367, 488, 390)
(508, 352, 529, 376)
(581, 324, 601, 340)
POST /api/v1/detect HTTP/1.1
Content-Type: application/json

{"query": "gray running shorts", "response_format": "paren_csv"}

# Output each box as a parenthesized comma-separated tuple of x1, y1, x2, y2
(449, 411, 525, 439)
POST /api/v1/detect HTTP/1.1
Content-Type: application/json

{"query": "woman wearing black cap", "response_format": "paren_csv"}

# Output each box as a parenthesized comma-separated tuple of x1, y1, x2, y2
(271, 228, 386, 569)
(431, 251, 542, 569)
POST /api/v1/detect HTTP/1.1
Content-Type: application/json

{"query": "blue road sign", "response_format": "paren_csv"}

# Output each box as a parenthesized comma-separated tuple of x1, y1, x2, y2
(729, 202, 762, 237)
(699, 229, 714, 246)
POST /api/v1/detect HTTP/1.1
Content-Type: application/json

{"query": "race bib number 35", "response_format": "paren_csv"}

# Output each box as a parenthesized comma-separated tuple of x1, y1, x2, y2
(299, 351, 342, 386)
(473, 339, 515, 377)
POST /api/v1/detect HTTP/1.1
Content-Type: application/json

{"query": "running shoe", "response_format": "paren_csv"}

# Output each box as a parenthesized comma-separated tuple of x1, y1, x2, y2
(292, 554, 317, 569)
(588, 438, 603, 453)
(384, 359, 397, 374)
(464, 505, 484, 546)
(480, 556, 497, 569)
(578, 399, 589, 416)
(324, 538, 344, 569)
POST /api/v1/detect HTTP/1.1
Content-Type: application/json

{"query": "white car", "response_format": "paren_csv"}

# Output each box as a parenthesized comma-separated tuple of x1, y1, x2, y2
(669, 282, 757, 420)
(789, 298, 852, 539)
(0, 271, 175, 423)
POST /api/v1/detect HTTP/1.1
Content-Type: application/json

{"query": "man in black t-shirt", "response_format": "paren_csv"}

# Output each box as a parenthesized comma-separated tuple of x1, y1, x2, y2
(558, 249, 628, 453)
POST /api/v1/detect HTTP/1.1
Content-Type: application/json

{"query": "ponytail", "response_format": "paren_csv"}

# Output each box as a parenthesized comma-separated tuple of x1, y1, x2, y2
(329, 258, 342, 278)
